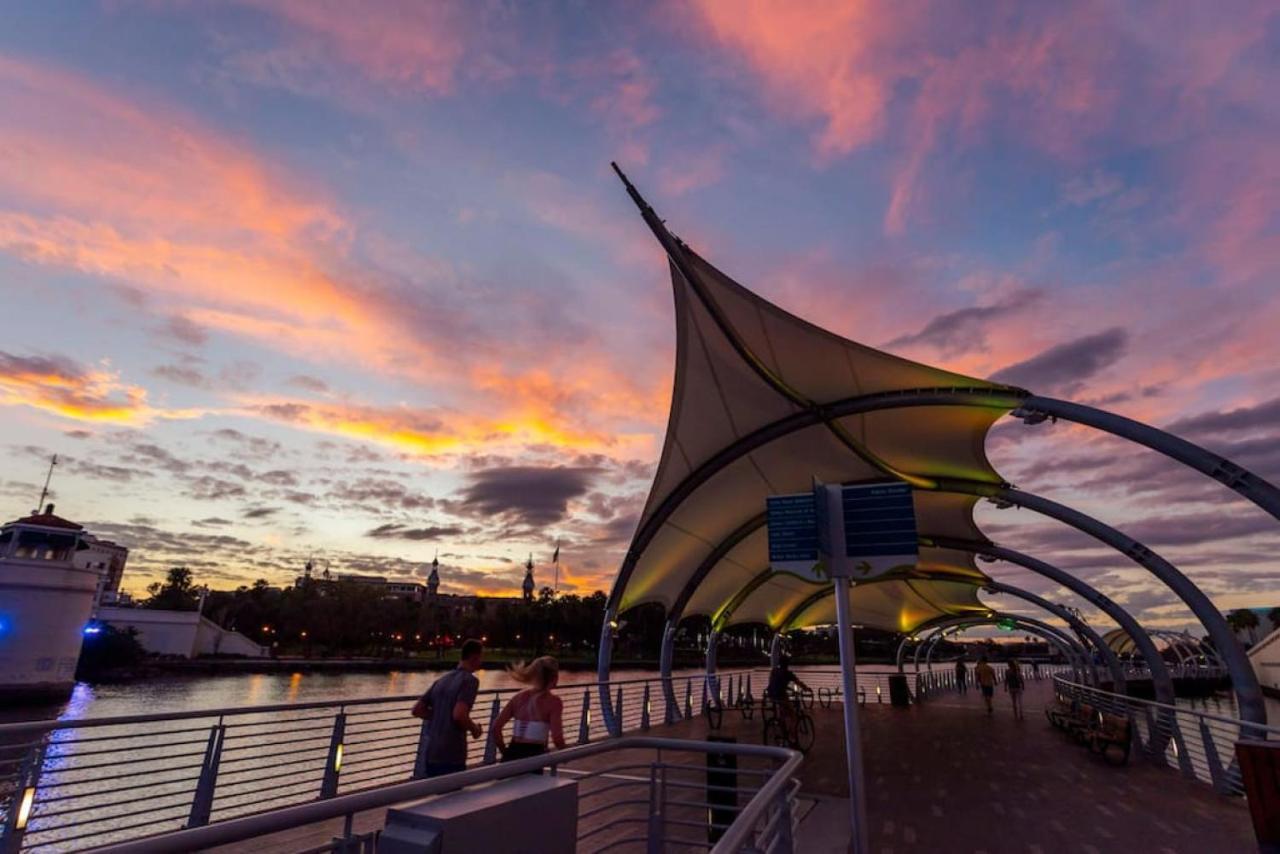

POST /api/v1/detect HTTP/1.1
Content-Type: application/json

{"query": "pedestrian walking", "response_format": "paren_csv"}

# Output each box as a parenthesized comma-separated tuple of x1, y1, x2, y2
(1005, 657, 1026, 720)
(954, 657, 968, 694)
(974, 655, 996, 714)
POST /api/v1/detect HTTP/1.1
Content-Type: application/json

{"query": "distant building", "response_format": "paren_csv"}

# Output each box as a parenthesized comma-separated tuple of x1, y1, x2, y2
(0, 504, 100, 702)
(523, 554, 535, 602)
(294, 571, 427, 603)
(75, 533, 129, 604)
(427, 556, 440, 598)
(94, 606, 268, 658)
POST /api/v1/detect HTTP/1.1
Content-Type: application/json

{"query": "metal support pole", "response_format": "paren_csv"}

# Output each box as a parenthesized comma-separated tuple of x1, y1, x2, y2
(705, 630, 720, 701)
(641, 683, 652, 730)
(834, 576, 869, 854)
(685, 678, 693, 718)
(320, 712, 346, 799)
(578, 688, 592, 745)
(187, 723, 225, 827)
(597, 608, 620, 736)
(659, 620, 680, 723)
(482, 697, 502, 764)
(2, 741, 46, 854)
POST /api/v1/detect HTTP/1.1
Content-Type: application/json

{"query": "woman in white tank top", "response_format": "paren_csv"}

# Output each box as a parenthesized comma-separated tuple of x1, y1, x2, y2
(492, 656, 566, 767)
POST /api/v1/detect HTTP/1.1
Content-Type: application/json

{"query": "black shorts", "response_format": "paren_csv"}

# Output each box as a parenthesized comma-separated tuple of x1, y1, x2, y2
(503, 741, 546, 774)
(981, 686, 994, 698)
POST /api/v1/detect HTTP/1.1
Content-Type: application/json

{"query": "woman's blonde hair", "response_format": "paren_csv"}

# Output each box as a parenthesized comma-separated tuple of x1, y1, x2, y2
(509, 656, 559, 689)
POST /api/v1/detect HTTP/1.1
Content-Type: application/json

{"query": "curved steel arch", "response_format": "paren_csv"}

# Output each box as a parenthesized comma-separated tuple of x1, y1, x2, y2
(601, 420, 1267, 726)
(1014, 397, 1280, 519)
(907, 614, 1089, 683)
(920, 620, 1089, 682)
(984, 487, 1264, 724)
(602, 170, 1280, 732)
(900, 612, 1084, 675)
(928, 536, 1176, 708)
(983, 581, 1125, 691)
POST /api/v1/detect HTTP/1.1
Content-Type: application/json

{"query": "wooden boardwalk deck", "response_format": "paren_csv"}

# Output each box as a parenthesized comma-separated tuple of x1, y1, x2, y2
(208, 678, 1254, 853)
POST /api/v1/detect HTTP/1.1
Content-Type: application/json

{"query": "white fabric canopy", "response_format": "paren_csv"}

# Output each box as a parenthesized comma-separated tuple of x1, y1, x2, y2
(611, 238, 1021, 634)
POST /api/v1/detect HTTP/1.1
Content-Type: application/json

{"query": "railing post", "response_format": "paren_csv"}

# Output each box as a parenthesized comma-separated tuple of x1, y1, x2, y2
(1198, 718, 1230, 794)
(320, 711, 346, 799)
(482, 697, 502, 764)
(615, 687, 625, 734)
(578, 688, 592, 745)
(2, 740, 46, 854)
(186, 723, 226, 827)
(641, 683, 652, 730)
(645, 762, 665, 854)
(746, 673, 753, 702)
(700, 678, 709, 715)
(774, 787, 795, 853)
(685, 679, 693, 718)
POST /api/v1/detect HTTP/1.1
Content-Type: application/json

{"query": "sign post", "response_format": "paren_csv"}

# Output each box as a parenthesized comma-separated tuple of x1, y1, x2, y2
(766, 481, 919, 854)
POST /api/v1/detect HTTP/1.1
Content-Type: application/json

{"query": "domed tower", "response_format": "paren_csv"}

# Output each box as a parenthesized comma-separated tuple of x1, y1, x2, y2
(427, 555, 440, 599)
(522, 554, 535, 602)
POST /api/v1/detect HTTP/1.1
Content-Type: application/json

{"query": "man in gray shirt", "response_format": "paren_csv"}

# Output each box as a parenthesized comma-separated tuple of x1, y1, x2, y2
(412, 639, 484, 777)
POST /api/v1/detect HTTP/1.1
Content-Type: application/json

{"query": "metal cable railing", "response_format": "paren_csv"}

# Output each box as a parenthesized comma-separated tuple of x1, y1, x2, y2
(0, 669, 758, 851)
(84, 737, 803, 854)
(1050, 676, 1279, 796)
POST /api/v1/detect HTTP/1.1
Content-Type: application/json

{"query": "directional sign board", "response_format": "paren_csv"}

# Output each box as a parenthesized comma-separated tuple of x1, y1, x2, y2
(767, 482, 918, 582)
(766, 492, 824, 580)
(840, 482, 919, 580)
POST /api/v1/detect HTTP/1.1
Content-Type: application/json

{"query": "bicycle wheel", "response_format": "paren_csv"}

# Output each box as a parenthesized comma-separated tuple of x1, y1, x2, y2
(794, 714, 816, 753)
(762, 716, 784, 747)
(818, 687, 833, 709)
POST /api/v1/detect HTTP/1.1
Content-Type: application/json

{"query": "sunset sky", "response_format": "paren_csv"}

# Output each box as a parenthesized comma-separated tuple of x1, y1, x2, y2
(1, 2, 1276, 630)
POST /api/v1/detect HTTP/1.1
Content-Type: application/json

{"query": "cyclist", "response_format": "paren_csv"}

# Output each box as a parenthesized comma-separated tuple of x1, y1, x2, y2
(765, 657, 810, 735)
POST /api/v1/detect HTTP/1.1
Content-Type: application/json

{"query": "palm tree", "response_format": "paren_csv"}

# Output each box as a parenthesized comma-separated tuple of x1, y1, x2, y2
(1268, 606, 1280, 633)
(1227, 608, 1261, 644)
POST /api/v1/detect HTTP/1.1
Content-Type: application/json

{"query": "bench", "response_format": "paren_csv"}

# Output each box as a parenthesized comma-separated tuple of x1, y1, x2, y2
(1087, 713, 1132, 766)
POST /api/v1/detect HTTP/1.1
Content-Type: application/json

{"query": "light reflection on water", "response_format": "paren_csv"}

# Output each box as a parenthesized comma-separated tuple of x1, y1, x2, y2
(4, 666, 1275, 725)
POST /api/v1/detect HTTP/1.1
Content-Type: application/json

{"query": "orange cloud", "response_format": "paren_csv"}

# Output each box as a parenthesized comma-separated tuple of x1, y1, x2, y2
(241, 394, 656, 462)
(0, 351, 181, 425)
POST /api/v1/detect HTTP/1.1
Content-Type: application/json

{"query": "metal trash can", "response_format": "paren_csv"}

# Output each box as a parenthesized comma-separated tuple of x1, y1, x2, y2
(888, 673, 911, 707)
(706, 734, 738, 844)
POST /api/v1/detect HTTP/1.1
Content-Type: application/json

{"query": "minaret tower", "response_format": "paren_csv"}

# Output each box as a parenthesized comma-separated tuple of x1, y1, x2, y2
(427, 555, 440, 599)
(522, 554, 535, 602)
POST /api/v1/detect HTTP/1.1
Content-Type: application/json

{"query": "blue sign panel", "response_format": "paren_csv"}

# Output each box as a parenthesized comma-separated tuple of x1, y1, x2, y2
(766, 493, 818, 564)
(841, 482, 918, 559)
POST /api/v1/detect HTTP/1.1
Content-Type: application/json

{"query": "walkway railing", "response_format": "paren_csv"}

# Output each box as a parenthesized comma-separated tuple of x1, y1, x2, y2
(89, 736, 802, 854)
(1052, 676, 1280, 796)
(0, 670, 756, 852)
(913, 663, 1075, 699)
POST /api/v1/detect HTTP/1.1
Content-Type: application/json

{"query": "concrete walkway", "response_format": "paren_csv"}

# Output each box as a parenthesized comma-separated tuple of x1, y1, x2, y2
(649, 677, 1255, 853)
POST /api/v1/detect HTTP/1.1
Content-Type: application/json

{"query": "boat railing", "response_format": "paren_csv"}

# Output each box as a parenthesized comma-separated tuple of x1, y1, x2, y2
(0, 669, 759, 852)
(85, 736, 803, 854)
(1051, 675, 1280, 796)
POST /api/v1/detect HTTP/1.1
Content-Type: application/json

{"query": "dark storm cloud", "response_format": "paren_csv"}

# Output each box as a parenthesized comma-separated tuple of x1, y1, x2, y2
(1164, 397, 1280, 438)
(242, 506, 280, 519)
(365, 523, 468, 541)
(184, 475, 247, 501)
(989, 327, 1127, 394)
(286, 374, 330, 393)
(457, 465, 602, 526)
(151, 364, 209, 388)
(883, 290, 1041, 358)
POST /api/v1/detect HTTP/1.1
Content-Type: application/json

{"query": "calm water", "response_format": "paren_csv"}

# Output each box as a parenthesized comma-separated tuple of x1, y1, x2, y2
(7, 665, 1274, 724)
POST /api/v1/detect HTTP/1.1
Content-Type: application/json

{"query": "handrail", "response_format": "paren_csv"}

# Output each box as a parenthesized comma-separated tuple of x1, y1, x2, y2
(0, 669, 759, 736)
(91, 736, 802, 854)
(1052, 676, 1280, 736)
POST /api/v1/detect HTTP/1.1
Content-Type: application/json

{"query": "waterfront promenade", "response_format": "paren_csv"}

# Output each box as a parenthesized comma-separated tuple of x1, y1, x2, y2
(193, 677, 1253, 853)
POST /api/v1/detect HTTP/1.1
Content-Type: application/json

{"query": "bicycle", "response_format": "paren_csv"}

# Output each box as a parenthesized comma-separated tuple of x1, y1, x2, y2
(760, 692, 815, 753)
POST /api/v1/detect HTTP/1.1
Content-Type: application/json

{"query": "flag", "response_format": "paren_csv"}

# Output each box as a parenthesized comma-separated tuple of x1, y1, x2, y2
(552, 542, 560, 564)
